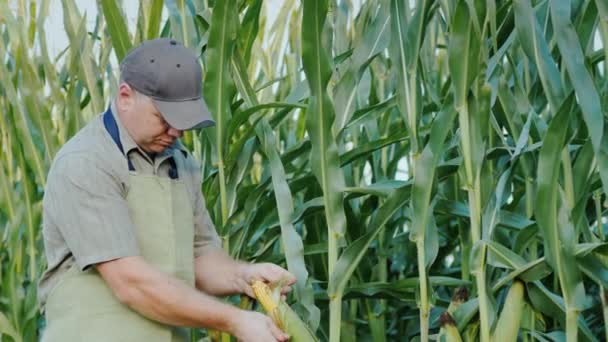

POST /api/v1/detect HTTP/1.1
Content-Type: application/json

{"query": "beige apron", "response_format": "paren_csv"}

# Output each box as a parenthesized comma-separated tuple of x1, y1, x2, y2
(43, 170, 196, 342)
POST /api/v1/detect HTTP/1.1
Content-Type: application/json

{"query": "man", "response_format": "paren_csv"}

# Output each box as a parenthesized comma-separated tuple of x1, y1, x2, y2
(39, 38, 292, 341)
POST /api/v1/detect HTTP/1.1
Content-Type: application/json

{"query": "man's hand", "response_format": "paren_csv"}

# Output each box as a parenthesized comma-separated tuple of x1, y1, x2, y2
(231, 310, 290, 342)
(194, 250, 296, 298)
(236, 263, 296, 299)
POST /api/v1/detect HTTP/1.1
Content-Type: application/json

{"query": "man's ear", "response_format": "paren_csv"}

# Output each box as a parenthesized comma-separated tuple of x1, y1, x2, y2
(116, 82, 135, 112)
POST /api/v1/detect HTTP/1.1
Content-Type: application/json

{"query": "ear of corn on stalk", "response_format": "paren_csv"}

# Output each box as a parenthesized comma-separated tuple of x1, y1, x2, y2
(447, 287, 469, 314)
(438, 287, 468, 340)
(491, 280, 525, 342)
(251, 280, 318, 342)
(438, 312, 463, 342)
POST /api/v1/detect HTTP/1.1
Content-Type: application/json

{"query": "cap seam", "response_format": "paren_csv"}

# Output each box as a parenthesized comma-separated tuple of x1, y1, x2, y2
(151, 95, 202, 102)
(124, 81, 201, 102)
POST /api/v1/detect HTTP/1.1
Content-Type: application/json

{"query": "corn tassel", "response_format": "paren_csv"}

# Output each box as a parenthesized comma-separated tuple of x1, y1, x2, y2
(491, 280, 525, 342)
(251, 280, 318, 342)
(438, 312, 463, 342)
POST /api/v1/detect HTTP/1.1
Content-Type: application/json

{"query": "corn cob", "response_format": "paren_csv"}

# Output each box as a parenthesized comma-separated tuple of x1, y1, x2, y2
(251, 280, 318, 342)
(491, 280, 525, 342)
(438, 312, 463, 342)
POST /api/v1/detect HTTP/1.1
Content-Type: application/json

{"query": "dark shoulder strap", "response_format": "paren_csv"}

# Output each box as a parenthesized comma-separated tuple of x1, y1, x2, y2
(103, 107, 136, 172)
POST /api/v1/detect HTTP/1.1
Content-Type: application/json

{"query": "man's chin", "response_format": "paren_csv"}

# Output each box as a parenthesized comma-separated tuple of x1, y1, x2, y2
(141, 144, 169, 154)
(153, 145, 170, 153)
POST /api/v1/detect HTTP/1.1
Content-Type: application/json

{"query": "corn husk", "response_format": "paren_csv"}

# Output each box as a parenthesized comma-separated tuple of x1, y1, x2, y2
(438, 312, 463, 342)
(251, 280, 318, 342)
(491, 280, 525, 342)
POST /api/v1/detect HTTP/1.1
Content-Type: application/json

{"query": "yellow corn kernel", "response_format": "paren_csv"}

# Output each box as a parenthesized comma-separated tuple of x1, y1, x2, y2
(251, 280, 318, 342)
(251, 280, 284, 329)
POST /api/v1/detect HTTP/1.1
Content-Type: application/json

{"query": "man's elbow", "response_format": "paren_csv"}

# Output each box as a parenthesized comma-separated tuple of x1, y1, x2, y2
(96, 256, 151, 306)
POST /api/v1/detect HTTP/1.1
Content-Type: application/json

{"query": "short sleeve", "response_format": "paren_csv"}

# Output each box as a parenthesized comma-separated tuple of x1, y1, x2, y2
(189, 163, 222, 257)
(43, 153, 140, 270)
(193, 191, 222, 257)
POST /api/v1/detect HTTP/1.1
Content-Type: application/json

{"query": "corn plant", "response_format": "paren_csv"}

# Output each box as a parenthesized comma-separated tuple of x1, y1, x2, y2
(1, 0, 607, 341)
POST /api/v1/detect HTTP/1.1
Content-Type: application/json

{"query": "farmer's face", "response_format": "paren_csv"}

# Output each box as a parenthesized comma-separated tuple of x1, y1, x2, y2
(117, 83, 183, 153)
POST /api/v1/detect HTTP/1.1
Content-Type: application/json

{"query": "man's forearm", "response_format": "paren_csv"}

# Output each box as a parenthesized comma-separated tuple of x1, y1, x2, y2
(97, 256, 242, 333)
(123, 268, 240, 331)
(194, 249, 247, 296)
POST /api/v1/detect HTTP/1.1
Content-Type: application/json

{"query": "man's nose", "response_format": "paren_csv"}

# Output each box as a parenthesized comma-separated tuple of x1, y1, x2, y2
(167, 127, 183, 138)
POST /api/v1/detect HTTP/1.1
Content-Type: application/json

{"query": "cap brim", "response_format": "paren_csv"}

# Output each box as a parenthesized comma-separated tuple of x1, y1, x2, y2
(153, 97, 215, 130)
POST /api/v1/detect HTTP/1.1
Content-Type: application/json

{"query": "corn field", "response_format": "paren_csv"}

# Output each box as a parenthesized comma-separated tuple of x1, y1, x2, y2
(1, 0, 607, 341)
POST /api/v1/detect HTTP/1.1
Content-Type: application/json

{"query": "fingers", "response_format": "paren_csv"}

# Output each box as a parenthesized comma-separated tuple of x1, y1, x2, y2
(263, 264, 291, 283)
(244, 286, 255, 299)
(280, 285, 292, 295)
(267, 318, 289, 341)
(246, 263, 297, 292)
(285, 272, 296, 286)
(270, 264, 296, 285)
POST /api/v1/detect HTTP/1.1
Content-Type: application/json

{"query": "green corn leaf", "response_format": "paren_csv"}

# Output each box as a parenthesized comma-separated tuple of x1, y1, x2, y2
(535, 95, 586, 311)
(301, 2, 349, 337)
(0, 44, 46, 188)
(512, 0, 564, 112)
(448, 1, 479, 111)
(482, 167, 512, 240)
(549, 0, 602, 146)
(344, 276, 469, 299)
(452, 298, 480, 331)
(203, 0, 237, 226)
(328, 183, 410, 298)
(238, 0, 263, 64)
(577, 254, 608, 288)
(333, 0, 390, 132)
(435, 200, 534, 230)
(342, 95, 396, 133)
(339, 132, 408, 167)
(491, 258, 552, 292)
(527, 282, 597, 341)
(344, 180, 410, 198)
(227, 102, 306, 142)
(100, 0, 132, 62)
(0, 311, 21, 342)
(204, 0, 237, 156)
(165, 0, 195, 47)
(410, 106, 457, 265)
(390, 0, 426, 152)
(61, 0, 103, 113)
(147, 0, 164, 40)
(549, 0, 608, 197)
(301, 0, 347, 258)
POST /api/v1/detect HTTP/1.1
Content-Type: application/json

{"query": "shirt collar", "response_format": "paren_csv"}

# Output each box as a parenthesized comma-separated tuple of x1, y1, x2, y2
(110, 100, 140, 157)
(110, 100, 189, 159)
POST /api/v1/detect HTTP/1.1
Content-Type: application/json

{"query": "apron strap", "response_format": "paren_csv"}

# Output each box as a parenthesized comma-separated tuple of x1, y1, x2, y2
(103, 106, 179, 179)
(103, 106, 136, 172)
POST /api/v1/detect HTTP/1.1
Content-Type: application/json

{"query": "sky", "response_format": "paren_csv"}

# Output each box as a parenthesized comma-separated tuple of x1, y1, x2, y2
(14, 0, 285, 58)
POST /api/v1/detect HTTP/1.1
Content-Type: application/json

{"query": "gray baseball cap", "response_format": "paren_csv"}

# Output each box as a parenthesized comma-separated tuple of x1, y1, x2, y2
(119, 38, 215, 130)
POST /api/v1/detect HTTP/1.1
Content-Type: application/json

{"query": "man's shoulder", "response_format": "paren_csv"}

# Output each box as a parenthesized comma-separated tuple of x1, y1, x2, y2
(49, 115, 126, 183)
(54, 115, 106, 159)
